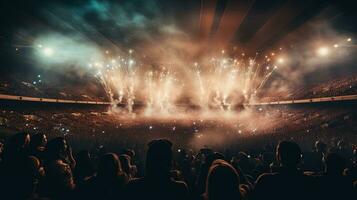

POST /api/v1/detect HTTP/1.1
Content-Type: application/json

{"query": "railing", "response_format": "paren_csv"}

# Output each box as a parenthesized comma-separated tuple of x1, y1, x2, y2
(1, 93, 356, 107)
(0, 94, 111, 105)
(245, 94, 357, 106)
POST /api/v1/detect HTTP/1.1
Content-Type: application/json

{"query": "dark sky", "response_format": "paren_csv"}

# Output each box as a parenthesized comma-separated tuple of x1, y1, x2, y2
(0, 0, 356, 87)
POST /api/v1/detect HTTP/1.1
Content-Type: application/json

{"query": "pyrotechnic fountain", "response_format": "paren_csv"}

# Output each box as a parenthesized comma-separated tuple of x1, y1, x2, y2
(87, 49, 278, 116)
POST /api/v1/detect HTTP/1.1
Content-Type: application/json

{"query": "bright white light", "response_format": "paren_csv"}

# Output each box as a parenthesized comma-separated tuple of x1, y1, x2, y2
(333, 44, 339, 48)
(317, 47, 329, 57)
(43, 47, 54, 56)
(347, 38, 351, 42)
(277, 57, 284, 64)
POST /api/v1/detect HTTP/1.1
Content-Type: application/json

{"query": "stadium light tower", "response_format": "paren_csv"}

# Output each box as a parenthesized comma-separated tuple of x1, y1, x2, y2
(43, 47, 54, 56)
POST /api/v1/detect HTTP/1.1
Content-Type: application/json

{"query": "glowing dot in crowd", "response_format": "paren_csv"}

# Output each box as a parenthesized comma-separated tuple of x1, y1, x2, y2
(37, 75, 41, 78)
(37, 44, 42, 48)
(277, 57, 284, 64)
(271, 52, 275, 56)
(334, 44, 339, 48)
(194, 62, 198, 66)
(105, 50, 109, 54)
(347, 38, 351, 42)
(172, 126, 176, 131)
(221, 49, 225, 54)
(149, 125, 153, 130)
(15, 48, 18, 51)
(43, 47, 54, 56)
(33, 81, 37, 85)
(317, 47, 329, 57)
(129, 49, 133, 54)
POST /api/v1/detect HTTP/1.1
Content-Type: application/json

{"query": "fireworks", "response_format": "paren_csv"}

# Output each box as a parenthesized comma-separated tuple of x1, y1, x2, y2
(86, 48, 280, 116)
(30, 34, 352, 117)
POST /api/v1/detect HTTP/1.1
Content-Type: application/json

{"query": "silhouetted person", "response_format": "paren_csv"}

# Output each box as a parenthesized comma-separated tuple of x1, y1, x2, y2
(74, 150, 95, 185)
(45, 137, 76, 169)
(119, 154, 136, 179)
(253, 152, 274, 178)
(195, 151, 224, 197)
(317, 153, 355, 200)
(202, 159, 243, 200)
(1, 132, 31, 199)
(125, 139, 188, 200)
(253, 141, 315, 200)
(304, 140, 326, 172)
(30, 133, 47, 162)
(15, 156, 45, 199)
(41, 157, 75, 200)
(80, 153, 128, 200)
(344, 148, 357, 182)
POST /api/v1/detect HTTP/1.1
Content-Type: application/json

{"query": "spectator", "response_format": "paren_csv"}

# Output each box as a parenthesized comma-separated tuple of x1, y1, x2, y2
(46, 137, 76, 169)
(119, 154, 136, 179)
(80, 153, 128, 200)
(253, 141, 315, 200)
(203, 159, 243, 200)
(41, 158, 75, 200)
(317, 153, 355, 200)
(74, 150, 95, 185)
(29, 133, 47, 162)
(125, 139, 189, 200)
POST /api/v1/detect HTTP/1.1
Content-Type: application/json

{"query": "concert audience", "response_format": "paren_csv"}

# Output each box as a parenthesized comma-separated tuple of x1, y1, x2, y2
(0, 132, 355, 200)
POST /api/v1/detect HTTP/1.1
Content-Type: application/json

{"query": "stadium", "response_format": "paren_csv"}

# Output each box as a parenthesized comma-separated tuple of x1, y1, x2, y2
(0, 0, 356, 200)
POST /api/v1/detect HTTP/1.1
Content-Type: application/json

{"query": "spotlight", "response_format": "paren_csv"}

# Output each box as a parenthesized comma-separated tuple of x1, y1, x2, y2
(317, 47, 329, 57)
(43, 47, 54, 56)
(333, 44, 339, 48)
(347, 38, 352, 42)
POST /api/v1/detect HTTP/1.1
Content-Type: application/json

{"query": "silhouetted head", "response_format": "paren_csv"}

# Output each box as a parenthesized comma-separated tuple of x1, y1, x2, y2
(119, 154, 132, 176)
(146, 139, 173, 178)
(46, 137, 68, 160)
(4, 132, 30, 161)
(262, 152, 274, 165)
(97, 153, 122, 178)
(123, 149, 135, 160)
(314, 140, 327, 153)
(337, 140, 347, 150)
(16, 156, 44, 199)
(324, 153, 346, 175)
(205, 159, 241, 200)
(7, 132, 30, 150)
(0, 139, 4, 155)
(30, 133, 47, 150)
(276, 141, 301, 169)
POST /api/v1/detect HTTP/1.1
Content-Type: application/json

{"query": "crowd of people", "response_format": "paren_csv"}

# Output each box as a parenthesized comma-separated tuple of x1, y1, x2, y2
(0, 132, 355, 200)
